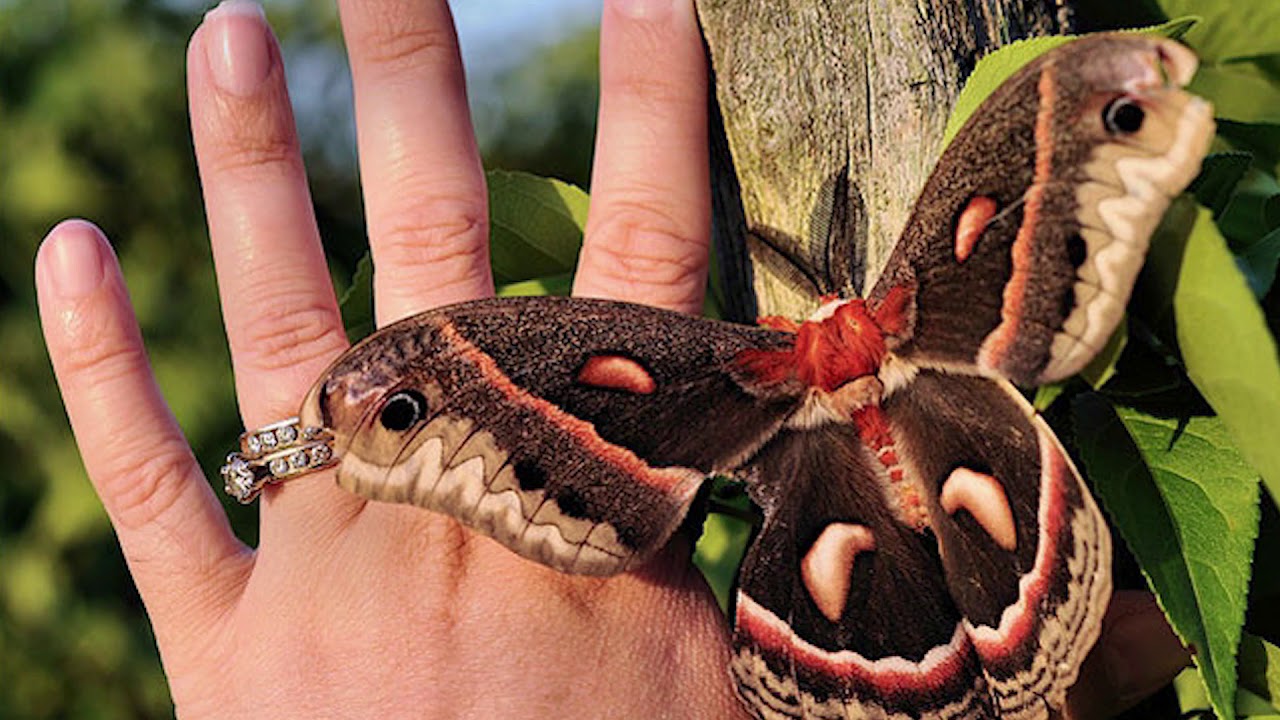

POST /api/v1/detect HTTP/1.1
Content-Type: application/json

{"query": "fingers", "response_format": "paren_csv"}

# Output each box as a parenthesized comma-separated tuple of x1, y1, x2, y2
(189, 2, 356, 516)
(36, 220, 249, 642)
(1065, 591, 1191, 719)
(574, 0, 710, 314)
(338, 0, 492, 324)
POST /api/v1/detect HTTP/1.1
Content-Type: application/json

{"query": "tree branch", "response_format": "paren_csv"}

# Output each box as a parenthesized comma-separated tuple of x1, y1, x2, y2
(696, 0, 1072, 321)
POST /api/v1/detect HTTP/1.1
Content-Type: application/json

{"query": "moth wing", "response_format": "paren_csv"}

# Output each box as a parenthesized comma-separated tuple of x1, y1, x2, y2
(730, 425, 993, 719)
(300, 296, 802, 576)
(869, 35, 1213, 385)
(882, 370, 1111, 717)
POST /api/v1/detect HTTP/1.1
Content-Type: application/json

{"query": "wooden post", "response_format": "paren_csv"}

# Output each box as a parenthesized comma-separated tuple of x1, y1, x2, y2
(696, 0, 1071, 322)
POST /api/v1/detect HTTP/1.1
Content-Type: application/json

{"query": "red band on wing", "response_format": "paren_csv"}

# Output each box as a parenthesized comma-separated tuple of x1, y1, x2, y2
(439, 323, 693, 495)
(978, 64, 1057, 372)
(967, 423, 1070, 660)
(737, 594, 974, 695)
(576, 355, 657, 394)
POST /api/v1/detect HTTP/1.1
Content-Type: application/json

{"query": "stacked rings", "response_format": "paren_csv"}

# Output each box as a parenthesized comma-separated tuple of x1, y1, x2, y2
(220, 417, 338, 503)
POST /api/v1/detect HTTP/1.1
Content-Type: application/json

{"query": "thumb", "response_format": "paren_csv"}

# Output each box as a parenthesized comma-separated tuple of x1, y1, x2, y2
(1065, 591, 1191, 719)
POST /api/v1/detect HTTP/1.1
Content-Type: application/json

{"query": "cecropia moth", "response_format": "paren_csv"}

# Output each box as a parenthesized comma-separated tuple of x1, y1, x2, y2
(300, 34, 1214, 719)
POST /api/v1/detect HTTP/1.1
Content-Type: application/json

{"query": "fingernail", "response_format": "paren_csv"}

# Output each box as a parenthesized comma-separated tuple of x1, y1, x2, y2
(203, 0, 272, 96)
(612, 0, 675, 21)
(42, 221, 107, 299)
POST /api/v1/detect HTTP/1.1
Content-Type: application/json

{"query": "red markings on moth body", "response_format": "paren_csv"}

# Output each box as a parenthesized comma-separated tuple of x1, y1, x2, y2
(854, 406, 928, 528)
(576, 355, 657, 394)
(737, 291, 927, 527)
(954, 195, 998, 263)
(738, 293, 907, 392)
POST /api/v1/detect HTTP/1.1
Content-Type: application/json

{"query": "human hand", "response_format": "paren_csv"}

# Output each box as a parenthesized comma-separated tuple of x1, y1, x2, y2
(38, 0, 743, 716)
(36, 1, 1189, 717)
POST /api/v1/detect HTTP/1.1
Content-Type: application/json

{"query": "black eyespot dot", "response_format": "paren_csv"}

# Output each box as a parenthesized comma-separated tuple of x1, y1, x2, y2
(1060, 285, 1077, 321)
(1103, 97, 1145, 135)
(515, 459, 548, 492)
(379, 390, 425, 431)
(1066, 234, 1087, 269)
(556, 488, 589, 519)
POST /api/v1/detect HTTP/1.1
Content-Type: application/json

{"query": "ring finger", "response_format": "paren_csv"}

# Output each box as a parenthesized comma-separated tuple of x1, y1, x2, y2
(190, 1, 357, 530)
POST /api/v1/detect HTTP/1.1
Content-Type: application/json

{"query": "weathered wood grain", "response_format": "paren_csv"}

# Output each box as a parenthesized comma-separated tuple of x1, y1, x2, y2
(696, 0, 1072, 322)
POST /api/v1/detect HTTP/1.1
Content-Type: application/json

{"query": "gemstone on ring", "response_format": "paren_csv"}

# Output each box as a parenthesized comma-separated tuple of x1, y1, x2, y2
(221, 454, 259, 502)
(310, 444, 332, 465)
(277, 424, 299, 445)
(224, 418, 339, 503)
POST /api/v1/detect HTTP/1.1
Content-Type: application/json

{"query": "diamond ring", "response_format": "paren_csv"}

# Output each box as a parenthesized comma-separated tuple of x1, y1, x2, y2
(220, 417, 337, 503)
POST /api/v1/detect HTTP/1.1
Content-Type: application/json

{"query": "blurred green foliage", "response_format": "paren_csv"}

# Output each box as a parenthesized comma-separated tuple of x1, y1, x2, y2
(0, 1, 598, 716)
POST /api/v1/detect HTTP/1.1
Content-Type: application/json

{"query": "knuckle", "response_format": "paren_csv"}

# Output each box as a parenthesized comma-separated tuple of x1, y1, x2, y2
(207, 131, 301, 178)
(52, 307, 147, 380)
(584, 206, 706, 291)
(375, 202, 491, 295)
(57, 335, 143, 383)
(609, 66, 701, 118)
(234, 293, 346, 378)
(349, 16, 458, 72)
(102, 441, 201, 534)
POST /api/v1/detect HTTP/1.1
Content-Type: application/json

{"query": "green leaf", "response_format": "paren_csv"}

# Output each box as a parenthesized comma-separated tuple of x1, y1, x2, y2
(486, 169, 588, 284)
(1074, 395, 1261, 720)
(339, 251, 374, 342)
(941, 35, 1074, 149)
(1237, 227, 1280, 297)
(495, 273, 573, 297)
(1241, 632, 1280, 707)
(1156, 1, 1280, 62)
(1145, 15, 1203, 41)
(1192, 153, 1255, 217)
(1133, 195, 1202, 342)
(693, 478, 756, 612)
(1034, 383, 1066, 412)
(1191, 61, 1280, 126)
(1237, 684, 1280, 718)
(1219, 122, 1280, 179)
(1220, 170, 1280, 246)
(1080, 320, 1128, 389)
(1175, 206, 1280, 509)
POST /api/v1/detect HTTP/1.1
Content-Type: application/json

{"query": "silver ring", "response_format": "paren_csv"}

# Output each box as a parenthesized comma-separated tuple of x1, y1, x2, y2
(220, 416, 337, 503)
